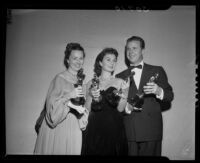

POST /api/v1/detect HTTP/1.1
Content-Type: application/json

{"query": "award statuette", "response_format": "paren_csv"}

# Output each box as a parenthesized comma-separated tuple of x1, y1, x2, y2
(90, 73, 105, 112)
(70, 68, 86, 106)
(113, 70, 135, 98)
(129, 73, 159, 110)
(68, 68, 86, 119)
(90, 73, 102, 102)
(105, 71, 135, 108)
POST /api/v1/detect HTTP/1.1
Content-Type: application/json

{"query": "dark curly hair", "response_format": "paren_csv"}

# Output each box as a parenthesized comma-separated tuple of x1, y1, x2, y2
(64, 43, 85, 69)
(124, 36, 145, 67)
(94, 48, 118, 77)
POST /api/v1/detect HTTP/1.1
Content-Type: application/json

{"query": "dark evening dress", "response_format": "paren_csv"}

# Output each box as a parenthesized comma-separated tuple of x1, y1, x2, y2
(82, 87, 128, 155)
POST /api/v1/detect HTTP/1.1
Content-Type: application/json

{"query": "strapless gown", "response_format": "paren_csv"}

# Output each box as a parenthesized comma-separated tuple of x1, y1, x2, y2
(82, 87, 128, 155)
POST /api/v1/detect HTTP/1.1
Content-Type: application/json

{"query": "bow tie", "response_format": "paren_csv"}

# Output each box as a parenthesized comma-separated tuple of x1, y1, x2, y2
(130, 64, 142, 69)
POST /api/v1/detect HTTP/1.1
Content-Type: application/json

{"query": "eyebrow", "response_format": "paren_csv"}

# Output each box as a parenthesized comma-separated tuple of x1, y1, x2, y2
(105, 56, 117, 61)
(72, 56, 84, 59)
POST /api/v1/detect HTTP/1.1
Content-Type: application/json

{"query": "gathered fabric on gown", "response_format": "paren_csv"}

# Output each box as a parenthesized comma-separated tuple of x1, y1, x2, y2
(34, 71, 88, 155)
(82, 87, 128, 155)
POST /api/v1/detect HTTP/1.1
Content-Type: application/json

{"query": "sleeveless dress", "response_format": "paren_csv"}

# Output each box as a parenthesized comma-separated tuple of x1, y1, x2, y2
(82, 86, 128, 155)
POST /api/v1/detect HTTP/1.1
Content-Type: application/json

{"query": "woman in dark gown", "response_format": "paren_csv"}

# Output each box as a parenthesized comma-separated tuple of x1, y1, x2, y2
(82, 48, 129, 155)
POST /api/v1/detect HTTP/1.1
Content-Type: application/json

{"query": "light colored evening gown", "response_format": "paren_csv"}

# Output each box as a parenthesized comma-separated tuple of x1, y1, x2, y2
(34, 70, 88, 155)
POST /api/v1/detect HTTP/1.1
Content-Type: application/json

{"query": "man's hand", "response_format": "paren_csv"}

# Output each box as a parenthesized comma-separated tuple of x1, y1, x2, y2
(143, 82, 162, 96)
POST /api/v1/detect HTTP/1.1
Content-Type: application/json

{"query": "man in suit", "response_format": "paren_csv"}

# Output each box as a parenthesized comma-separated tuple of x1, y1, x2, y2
(116, 36, 174, 156)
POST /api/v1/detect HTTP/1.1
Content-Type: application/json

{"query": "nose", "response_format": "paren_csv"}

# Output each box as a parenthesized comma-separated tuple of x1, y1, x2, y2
(110, 62, 115, 67)
(77, 59, 83, 64)
(128, 49, 135, 54)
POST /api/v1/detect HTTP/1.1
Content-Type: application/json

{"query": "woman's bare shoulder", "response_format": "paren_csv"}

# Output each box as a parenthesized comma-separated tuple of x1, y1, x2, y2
(108, 77, 123, 89)
(114, 77, 124, 85)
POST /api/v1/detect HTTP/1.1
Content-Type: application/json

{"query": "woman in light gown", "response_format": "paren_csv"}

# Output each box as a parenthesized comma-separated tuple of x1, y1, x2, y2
(82, 48, 129, 155)
(34, 43, 88, 155)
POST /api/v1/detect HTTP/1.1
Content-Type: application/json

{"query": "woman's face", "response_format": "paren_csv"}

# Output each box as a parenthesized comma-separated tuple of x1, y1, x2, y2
(68, 50, 84, 72)
(100, 53, 117, 73)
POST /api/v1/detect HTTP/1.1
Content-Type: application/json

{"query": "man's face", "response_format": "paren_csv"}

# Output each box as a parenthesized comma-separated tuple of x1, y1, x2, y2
(126, 40, 144, 65)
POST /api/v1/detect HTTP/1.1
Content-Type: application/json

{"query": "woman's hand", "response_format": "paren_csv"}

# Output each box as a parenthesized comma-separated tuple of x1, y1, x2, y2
(121, 78, 130, 90)
(118, 78, 130, 99)
(69, 85, 85, 99)
(90, 87, 101, 99)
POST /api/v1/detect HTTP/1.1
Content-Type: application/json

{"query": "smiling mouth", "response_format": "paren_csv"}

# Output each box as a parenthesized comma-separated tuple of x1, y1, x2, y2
(108, 66, 114, 69)
(74, 64, 81, 68)
(129, 52, 136, 56)
(129, 54, 137, 59)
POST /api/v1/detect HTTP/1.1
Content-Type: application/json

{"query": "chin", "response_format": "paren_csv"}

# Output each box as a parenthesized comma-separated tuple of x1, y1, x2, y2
(108, 69, 114, 73)
(129, 60, 136, 64)
(128, 57, 136, 62)
(75, 67, 81, 71)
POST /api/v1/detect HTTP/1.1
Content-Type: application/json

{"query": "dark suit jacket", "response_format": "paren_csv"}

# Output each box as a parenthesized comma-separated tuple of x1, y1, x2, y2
(116, 63, 174, 142)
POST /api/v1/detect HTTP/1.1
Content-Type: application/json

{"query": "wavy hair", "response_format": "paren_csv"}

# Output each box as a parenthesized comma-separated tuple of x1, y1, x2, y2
(64, 43, 85, 69)
(94, 48, 118, 77)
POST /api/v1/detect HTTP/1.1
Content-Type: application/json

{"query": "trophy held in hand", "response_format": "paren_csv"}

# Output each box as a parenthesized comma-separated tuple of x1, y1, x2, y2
(107, 71, 133, 107)
(129, 73, 159, 111)
(70, 68, 86, 106)
(90, 73, 102, 112)
(113, 71, 135, 98)
(90, 73, 102, 102)
(69, 68, 86, 119)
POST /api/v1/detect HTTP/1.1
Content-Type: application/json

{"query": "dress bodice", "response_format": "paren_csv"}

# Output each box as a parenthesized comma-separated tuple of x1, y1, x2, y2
(83, 87, 128, 155)
(91, 86, 121, 112)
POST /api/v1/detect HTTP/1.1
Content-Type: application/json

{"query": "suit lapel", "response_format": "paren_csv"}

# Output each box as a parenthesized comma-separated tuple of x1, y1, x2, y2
(128, 77, 137, 99)
(138, 63, 152, 94)
(115, 68, 130, 80)
(116, 68, 138, 99)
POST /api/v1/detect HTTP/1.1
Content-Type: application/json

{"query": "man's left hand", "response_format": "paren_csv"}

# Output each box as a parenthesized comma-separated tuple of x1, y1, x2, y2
(143, 82, 162, 96)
